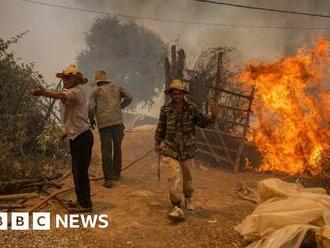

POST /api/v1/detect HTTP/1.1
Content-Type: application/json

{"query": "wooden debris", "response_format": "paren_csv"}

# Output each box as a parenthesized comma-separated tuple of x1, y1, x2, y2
(0, 192, 39, 201)
(28, 187, 74, 212)
(0, 203, 26, 209)
(25, 181, 62, 189)
(55, 170, 71, 184)
(0, 178, 62, 194)
(40, 189, 67, 210)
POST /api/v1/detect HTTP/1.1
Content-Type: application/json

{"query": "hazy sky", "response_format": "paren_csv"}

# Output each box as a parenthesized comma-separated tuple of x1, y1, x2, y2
(1, 0, 330, 115)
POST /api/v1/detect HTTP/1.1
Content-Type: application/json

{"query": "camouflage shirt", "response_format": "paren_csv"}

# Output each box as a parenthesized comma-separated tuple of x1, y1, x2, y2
(155, 100, 215, 161)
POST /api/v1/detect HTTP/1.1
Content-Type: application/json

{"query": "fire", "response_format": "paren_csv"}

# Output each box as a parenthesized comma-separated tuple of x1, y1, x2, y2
(239, 38, 330, 176)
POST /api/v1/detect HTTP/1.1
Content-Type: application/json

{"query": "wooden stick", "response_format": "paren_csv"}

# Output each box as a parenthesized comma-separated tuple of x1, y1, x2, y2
(55, 170, 71, 184)
(28, 187, 74, 213)
(25, 181, 62, 189)
(40, 189, 68, 210)
(0, 178, 42, 185)
(0, 203, 26, 209)
(0, 193, 39, 201)
(234, 86, 255, 173)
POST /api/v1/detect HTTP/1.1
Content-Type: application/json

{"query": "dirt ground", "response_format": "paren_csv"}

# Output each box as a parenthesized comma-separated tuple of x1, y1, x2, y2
(0, 126, 278, 248)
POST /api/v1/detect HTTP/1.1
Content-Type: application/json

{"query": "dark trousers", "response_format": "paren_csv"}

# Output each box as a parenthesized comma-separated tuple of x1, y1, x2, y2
(99, 124, 125, 180)
(69, 129, 93, 208)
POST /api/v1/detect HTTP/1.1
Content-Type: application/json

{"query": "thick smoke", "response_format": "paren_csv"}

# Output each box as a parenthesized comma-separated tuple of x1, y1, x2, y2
(75, 0, 330, 65)
(1, 0, 329, 102)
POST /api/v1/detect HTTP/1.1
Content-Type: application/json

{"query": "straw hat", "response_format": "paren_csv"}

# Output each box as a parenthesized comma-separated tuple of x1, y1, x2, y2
(55, 64, 88, 84)
(164, 79, 188, 94)
(94, 70, 111, 84)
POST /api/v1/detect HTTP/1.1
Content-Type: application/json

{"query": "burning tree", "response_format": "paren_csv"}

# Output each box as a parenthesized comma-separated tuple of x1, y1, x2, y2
(239, 38, 330, 176)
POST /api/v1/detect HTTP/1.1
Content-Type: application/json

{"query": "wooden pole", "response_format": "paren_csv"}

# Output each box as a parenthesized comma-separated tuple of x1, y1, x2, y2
(177, 48, 185, 80)
(171, 45, 177, 80)
(233, 86, 255, 173)
(165, 56, 171, 103)
(213, 52, 223, 108)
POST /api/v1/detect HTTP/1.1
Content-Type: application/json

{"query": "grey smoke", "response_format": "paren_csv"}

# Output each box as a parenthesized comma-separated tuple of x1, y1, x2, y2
(0, 0, 329, 115)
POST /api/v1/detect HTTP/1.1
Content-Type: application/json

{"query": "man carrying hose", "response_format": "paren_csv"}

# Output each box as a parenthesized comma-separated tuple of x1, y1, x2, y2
(155, 79, 217, 220)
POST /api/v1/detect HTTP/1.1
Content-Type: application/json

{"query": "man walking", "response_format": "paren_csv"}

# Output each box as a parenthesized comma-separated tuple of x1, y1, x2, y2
(155, 79, 216, 220)
(89, 70, 132, 188)
(33, 64, 93, 213)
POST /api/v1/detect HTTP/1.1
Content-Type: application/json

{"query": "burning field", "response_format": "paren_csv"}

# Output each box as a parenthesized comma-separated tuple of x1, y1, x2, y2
(239, 38, 330, 176)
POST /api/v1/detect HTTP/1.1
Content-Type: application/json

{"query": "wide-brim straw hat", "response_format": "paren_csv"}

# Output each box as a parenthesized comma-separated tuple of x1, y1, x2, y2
(56, 64, 88, 84)
(94, 70, 111, 84)
(164, 79, 188, 94)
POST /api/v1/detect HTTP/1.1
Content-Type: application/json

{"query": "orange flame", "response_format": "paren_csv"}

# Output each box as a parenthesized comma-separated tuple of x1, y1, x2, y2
(239, 38, 330, 176)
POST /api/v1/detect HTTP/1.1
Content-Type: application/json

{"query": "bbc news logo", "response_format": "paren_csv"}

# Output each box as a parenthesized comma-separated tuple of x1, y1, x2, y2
(0, 212, 109, 230)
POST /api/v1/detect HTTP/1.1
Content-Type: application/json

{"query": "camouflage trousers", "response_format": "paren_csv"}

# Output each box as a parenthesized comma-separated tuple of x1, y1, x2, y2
(161, 156, 194, 206)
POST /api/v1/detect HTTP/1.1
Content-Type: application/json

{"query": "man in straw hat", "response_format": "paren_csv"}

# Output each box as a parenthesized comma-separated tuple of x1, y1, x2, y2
(155, 79, 217, 220)
(88, 70, 132, 188)
(32, 64, 93, 213)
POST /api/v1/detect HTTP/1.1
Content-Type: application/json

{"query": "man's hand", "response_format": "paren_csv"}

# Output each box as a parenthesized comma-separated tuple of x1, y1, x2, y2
(32, 85, 46, 97)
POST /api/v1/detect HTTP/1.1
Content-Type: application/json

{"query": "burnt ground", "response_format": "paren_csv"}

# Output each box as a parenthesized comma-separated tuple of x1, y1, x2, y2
(0, 126, 309, 248)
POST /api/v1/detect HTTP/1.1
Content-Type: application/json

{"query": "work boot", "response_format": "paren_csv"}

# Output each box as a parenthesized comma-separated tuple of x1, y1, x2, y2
(103, 179, 114, 188)
(185, 197, 194, 211)
(68, 204, 92, 213)
(168, 206, 185, 221)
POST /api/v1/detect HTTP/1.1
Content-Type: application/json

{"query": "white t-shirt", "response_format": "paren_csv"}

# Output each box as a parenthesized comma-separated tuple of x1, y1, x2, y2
(60, 86, 90, 140)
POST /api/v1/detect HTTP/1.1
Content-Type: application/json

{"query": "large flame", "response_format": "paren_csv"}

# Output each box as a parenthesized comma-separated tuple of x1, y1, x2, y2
(239, 38, 330, 176)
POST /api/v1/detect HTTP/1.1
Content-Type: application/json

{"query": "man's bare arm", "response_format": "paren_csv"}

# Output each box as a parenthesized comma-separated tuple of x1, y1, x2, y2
(32, 87, 68, 100)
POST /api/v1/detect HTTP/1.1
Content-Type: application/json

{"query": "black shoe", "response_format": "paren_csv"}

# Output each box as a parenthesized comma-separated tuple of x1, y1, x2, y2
(103, 180, 114, 188)
(67, 200, 79, 208)
(68, 205, 92, 213)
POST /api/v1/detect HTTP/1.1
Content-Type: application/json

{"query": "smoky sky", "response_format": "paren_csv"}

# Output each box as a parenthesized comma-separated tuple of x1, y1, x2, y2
(0, 0, 329, 87)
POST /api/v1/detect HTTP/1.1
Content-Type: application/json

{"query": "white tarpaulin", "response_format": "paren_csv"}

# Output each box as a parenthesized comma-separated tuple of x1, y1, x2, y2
(236, 178, 330, 248)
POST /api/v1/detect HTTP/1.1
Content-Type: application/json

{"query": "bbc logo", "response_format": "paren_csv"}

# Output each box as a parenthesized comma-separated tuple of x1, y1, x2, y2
(0, 212, 109, 230)
(0, 212, 50, 230)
